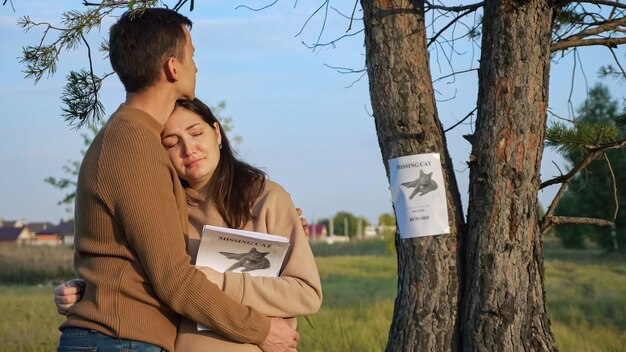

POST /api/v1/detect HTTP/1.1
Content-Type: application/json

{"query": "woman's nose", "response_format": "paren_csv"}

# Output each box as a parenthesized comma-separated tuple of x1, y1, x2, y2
(181, 139, 194, 156)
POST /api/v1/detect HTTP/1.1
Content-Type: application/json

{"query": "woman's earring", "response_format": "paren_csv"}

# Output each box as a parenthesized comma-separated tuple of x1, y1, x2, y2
(219, 144, 223, 150)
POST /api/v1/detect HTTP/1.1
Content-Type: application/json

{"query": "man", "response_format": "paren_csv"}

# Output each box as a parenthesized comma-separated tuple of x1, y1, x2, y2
(57, 8, 298, 352)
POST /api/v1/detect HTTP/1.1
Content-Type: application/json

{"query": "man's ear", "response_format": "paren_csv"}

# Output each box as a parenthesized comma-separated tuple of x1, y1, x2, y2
(163, 57, 178, 82)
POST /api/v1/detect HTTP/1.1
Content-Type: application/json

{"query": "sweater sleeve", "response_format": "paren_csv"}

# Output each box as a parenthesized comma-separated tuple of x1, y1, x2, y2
(99, 120, 269, 344)
(222, 184, 323, 318)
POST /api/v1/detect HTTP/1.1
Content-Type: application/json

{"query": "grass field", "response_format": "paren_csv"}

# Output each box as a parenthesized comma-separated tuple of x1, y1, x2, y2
(0, 239, 624, 351)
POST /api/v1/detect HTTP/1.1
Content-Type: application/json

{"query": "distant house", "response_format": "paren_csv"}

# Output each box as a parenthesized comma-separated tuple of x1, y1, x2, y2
(0, 226, 34, 245)
(306, 223, 327, 243)
(364, 225, 380, 238)
(325, 234, 350, 244)
(36, 220, 74, 246)
(28, 222, 54, 234)
(0, 219, 25, 228)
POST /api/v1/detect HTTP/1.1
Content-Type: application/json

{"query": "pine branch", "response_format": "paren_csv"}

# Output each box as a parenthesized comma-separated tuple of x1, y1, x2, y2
(323, 64, 366, 74)
(540, 157, 597, 227)
(302, 29, 364, 51)
(586, 137, 626, 152)
(61, 70, 103, 127)
(540, 136, 626, 234)
(607, 47, 626, 79)
(541, 136, 626, 189)
(172, 0, 194, 12)
(545, 121, 620, 155)
(560, 16, 626, 40)
(549, 216, 614, 226)
(423, 1, 484, 12)
(603, 152, 619, 221)
(235, 0, 278, 12)
(551, 16, 626, 52)
(428, 7, 479, 47)
(563, 0, 626, 11)
(2, 0, 15, 11)
(19, 1, 162, 127)
(444, 107, 477, 133)
(433, 68, 479, 83)
(551, 36, 626, 51)
(347, 0, 359, 32)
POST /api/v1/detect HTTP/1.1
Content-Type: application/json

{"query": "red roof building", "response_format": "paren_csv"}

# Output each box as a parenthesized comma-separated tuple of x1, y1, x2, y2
(35, 220, 74, 246)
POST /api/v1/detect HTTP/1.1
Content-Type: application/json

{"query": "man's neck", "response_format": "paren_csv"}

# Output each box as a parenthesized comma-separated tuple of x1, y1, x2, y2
(124, 85, 178, 126)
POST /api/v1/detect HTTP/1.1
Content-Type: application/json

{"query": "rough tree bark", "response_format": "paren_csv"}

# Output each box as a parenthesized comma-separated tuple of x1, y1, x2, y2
(361, 1, 465, 351)
(461, 0, 557, 351)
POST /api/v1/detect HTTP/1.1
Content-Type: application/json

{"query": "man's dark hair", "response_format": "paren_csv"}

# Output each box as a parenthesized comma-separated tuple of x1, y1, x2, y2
(109, 8, 193, 93)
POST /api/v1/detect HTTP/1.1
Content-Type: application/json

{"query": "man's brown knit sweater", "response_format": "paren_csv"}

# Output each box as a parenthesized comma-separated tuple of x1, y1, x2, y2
(60, 105, 269, 351)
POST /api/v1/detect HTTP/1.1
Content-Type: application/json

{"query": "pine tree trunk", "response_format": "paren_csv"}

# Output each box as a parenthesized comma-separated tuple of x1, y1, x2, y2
(462, 1, 557, 350)
(361, 1, 464, 350)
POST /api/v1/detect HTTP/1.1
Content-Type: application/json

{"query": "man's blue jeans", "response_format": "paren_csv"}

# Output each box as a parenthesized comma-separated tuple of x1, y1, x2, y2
(57, 328, 166, 352)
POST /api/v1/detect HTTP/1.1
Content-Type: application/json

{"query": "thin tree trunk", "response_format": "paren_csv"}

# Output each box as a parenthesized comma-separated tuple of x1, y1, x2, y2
(462, 0, 557, 350)
(361, 1, 464, 350)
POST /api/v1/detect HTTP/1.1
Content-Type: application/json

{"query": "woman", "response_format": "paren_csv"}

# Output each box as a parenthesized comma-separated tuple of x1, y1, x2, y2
(56, 98, 322, 351)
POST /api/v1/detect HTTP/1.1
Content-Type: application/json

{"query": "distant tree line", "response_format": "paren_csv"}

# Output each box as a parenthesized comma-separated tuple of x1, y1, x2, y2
(318, 211, 370, 238)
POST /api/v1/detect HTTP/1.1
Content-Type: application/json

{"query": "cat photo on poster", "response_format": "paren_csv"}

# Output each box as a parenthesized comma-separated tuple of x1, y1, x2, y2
(389, 153, 451, 239)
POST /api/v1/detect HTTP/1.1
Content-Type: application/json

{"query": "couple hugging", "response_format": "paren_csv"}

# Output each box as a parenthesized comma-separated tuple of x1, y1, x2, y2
(54, 8, 321, 352)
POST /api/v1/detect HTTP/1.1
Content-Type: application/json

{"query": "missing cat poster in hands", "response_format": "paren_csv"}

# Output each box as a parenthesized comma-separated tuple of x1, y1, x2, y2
(196, 225, 290, 277)
(195, 225, 290, 331)
(389, 153, 451, 238)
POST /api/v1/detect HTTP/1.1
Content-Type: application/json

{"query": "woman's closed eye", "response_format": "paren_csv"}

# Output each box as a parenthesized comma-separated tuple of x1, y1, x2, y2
(188, 126, 204, 137)
(162, 137, 178, 148)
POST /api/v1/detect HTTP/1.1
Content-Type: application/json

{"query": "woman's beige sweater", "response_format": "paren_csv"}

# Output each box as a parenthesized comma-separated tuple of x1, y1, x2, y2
(61, 105, 269, 351)
(175, 181, 323, 351)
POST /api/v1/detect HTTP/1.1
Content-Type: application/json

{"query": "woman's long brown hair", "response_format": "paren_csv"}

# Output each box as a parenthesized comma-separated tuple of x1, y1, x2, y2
(175, 98, 266, 229)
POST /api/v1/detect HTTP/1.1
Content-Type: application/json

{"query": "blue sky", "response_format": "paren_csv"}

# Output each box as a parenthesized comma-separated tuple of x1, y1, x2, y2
(1, 1, 624, 225)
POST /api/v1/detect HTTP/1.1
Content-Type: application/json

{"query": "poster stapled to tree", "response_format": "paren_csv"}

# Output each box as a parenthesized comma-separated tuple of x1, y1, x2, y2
(389, 153, 450, 238)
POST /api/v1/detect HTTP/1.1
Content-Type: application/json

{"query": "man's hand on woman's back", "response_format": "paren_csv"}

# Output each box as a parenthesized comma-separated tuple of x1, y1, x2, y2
(54, 279, 85, 315)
